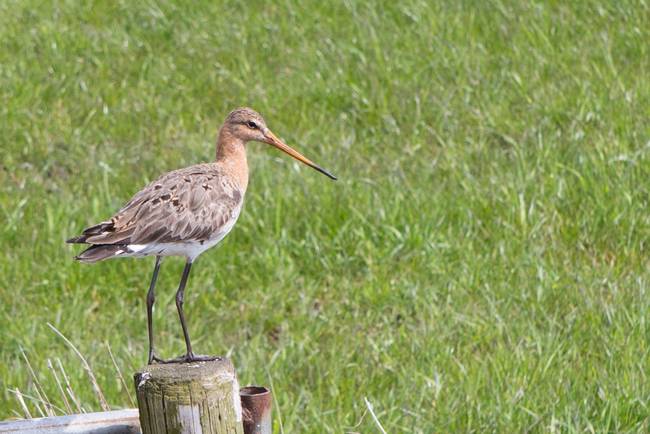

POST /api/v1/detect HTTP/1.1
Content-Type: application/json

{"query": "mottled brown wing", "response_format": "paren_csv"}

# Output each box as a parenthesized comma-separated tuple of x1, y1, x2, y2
(74, 164, 243, 246)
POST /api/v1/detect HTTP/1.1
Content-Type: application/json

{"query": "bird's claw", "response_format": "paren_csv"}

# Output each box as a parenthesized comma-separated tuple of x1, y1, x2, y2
(148, 354, 167, 364)
(149, 353, 221, 364)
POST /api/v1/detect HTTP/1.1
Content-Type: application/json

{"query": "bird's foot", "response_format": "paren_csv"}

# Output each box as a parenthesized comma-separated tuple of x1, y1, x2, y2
(151, 352, 222, 364)
(183, 353, 222, 363)
(148, 353, 168, 365)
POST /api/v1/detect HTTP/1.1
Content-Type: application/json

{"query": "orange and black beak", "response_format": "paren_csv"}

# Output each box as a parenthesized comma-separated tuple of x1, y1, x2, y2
(263, 130, 337, 180)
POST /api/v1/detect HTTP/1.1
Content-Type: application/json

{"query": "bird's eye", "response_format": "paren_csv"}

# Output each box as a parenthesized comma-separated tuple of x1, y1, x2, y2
(246, 121, 257, 129)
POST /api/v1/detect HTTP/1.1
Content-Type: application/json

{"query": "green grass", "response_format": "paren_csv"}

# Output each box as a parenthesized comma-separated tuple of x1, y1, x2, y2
(1, 0, 650, 431)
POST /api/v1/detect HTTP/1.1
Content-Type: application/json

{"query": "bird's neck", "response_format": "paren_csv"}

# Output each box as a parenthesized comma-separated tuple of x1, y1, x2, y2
(215, 129, 249, 191)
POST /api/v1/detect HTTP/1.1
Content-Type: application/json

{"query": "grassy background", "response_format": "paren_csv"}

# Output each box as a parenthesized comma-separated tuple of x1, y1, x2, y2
(1, 0, 650, 431)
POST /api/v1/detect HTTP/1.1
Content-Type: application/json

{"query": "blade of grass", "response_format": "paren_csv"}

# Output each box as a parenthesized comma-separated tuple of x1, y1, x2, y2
(47, 323, 109, 411)
(106, 342, 135, 408)
(19, 348, 55, 417)
(47, 358, 72, 414)
(364, 397, 387, 434)
(10, 388, 32, 419)
(56, 358, 83, 414)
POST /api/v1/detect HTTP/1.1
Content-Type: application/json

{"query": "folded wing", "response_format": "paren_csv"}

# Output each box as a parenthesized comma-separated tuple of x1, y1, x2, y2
(67, 164, 243, 261)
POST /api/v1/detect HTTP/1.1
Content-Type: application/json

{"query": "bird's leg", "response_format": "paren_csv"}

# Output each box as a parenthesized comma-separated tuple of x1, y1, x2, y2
(146, 256, 163, 364)
(160, 260, 220, 364)
(175, 261, 194, 357)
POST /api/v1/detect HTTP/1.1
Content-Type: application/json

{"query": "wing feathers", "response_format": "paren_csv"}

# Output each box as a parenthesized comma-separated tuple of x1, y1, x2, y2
(75, 244, 127, 263)
(68, 164, 243, 252)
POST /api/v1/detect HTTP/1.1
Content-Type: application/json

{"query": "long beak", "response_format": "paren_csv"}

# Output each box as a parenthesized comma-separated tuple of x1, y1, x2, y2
(263, 130, 337, 180)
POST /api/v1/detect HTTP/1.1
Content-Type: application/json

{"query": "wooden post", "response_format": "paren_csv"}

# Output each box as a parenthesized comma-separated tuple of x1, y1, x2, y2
(134, 359, 243, 434)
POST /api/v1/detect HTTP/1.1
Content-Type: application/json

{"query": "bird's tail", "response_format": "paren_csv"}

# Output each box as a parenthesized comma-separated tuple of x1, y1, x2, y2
(74, 244, 126, 263)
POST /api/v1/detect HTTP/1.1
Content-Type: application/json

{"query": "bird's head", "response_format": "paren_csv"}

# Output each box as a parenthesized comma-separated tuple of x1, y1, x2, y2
(223, 107, 337, 180)
(225, 107, 269, 144)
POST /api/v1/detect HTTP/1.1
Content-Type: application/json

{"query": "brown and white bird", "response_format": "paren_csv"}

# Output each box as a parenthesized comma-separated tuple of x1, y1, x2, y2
(67, 107, 336, 364)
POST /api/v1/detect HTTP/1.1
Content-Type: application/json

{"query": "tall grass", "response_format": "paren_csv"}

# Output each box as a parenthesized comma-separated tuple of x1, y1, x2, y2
(1, 0, 649, 431)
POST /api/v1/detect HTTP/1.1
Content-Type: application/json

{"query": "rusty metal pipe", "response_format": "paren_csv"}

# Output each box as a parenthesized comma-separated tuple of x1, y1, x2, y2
(240, 386, 272, 434)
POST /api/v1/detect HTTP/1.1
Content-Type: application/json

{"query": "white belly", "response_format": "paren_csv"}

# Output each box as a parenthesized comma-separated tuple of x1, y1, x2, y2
(125, 206, 241, 262)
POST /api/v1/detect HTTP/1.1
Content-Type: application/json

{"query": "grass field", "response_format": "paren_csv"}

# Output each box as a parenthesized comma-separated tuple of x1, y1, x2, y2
(1, 0, 650, 431)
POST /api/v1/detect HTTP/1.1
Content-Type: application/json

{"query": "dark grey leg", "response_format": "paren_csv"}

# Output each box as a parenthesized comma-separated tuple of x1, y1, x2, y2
(175, 261, 194, 357)
(146, 256, 162, 365)
(157, 260, 220, 364)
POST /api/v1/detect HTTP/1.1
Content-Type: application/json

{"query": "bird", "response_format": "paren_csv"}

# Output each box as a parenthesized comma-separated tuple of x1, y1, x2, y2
(67, 107, 336, 364)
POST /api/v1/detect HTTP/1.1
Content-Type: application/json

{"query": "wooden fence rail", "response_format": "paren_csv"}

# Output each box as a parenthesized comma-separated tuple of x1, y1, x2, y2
(0, 409, 140, 433)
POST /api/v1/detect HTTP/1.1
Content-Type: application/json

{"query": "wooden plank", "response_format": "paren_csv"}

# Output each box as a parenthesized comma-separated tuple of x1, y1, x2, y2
(0, 409, 140, 433)
(134, 358, 243, 434)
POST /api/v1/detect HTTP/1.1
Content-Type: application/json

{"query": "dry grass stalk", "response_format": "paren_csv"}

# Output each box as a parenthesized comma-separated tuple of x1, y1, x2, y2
(47, 358, 72, 414)
(11, 388, 32, 419)
(106, 342, 135, 407)
(9, 388, 66, 416)
(47, 323, 109, 411)
(56, 357, 83, 414)
(20, 348, 55, 417)
(364, 397, 387, 434)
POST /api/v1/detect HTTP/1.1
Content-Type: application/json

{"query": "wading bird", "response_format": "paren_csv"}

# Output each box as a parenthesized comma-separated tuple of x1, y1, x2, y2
(67, 108, 336, 364)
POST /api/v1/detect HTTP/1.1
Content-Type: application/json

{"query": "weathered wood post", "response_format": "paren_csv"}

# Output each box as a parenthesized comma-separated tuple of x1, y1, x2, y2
(134, 359, 243, 434)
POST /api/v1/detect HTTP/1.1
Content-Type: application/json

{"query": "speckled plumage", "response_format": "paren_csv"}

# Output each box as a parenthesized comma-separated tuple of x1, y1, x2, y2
(67, 108, 261, 263)
(67, 107, 336, 364)
(68, 163, 243, 261)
